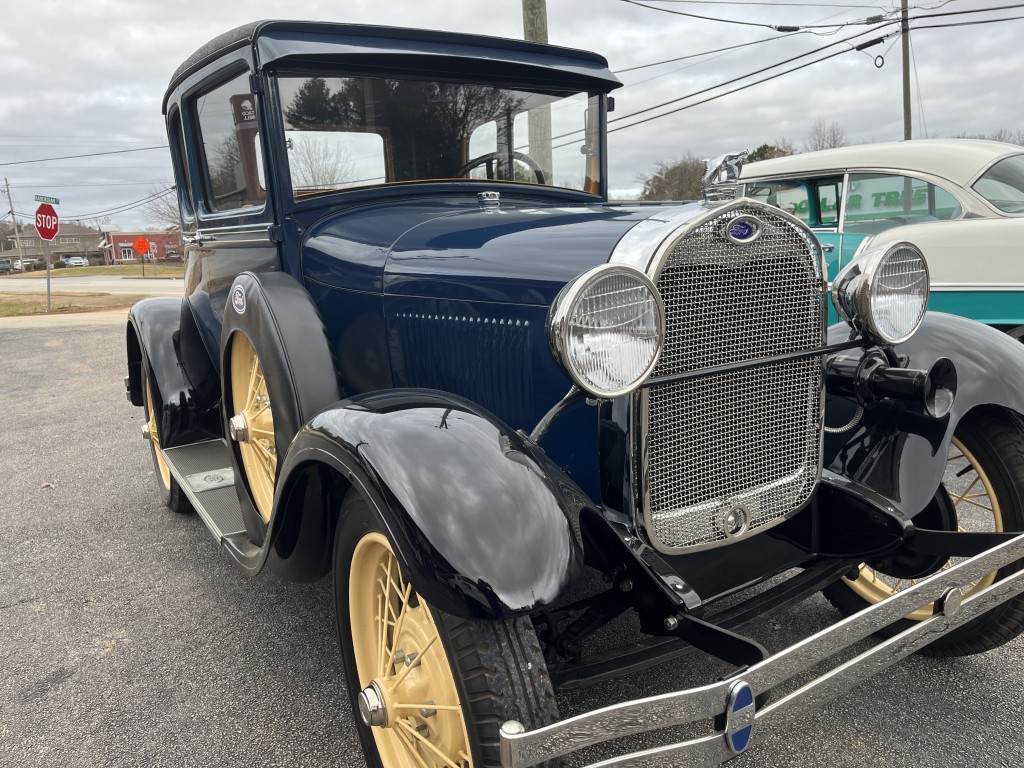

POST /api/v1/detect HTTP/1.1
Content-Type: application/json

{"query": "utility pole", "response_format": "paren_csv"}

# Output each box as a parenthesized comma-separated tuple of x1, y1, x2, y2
(3, 178, 27, 267)
(522, 0, 553, 185)
(901, 0, 911, 140)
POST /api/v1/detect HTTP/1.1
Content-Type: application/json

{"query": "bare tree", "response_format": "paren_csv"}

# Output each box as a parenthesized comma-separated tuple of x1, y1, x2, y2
(636, 154, 706, 201)
(141, 187, 182, 229)
(953, 128, 1024, 146)
(289, 135, 356, 190)
(805, 119, 850, 152)
(747, 138, 798, 162)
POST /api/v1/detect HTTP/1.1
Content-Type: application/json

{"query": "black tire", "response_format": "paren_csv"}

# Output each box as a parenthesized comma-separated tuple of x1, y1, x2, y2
(825, 409, 1024, 656)
(142, 359, 191, 515)
(334, 490, 559, 768)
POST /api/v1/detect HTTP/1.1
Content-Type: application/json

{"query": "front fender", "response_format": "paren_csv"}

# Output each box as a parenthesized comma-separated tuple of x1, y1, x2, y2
(273, 389, 585, 619)
(826, 312, 1024, 518)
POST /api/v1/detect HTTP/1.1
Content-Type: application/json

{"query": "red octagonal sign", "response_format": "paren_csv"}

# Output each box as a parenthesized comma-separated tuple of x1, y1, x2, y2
(35, 203, 59, 241)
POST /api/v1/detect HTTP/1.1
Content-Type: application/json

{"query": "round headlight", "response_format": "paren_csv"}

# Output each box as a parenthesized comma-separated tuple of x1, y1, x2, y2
(548, 264, 664, 398)
(832, 241, 929, 345)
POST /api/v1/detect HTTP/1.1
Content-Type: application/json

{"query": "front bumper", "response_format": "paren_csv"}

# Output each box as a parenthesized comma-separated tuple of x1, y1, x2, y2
(499, 532, 1024, 767)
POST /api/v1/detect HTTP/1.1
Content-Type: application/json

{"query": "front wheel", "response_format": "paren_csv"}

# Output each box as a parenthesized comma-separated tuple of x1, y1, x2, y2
(825, 409, 1024, 656)
(335, 491, 559, 767)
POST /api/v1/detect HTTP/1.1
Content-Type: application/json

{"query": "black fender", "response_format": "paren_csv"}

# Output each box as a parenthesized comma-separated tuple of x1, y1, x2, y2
(271, 389, 585, 620)
(220, 271, 340, 543)
(126, 297, 220, 448)
(826, 312, 1024, 520)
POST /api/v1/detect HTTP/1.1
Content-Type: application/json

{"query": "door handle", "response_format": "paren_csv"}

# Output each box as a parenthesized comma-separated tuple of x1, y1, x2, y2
(183, 233, 216, 245)
(821, 243, 835, 253)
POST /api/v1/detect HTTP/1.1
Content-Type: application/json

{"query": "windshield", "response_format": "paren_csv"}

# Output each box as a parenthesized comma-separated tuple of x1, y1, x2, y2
(275, 74, 601, 198)
(973, 154, 1024, 213)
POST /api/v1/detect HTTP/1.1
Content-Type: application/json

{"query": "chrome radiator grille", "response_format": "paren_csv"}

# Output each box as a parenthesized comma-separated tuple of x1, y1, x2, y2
(642, 205, 824, 551)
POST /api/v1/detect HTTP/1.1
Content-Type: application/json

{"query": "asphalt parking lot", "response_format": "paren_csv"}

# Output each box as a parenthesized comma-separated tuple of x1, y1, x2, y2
(1, 311, 1022, 768)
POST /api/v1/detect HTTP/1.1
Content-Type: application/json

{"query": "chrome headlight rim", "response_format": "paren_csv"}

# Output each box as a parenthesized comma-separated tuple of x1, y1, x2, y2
(549, 263, 665, 399)
(832, 240, 930, 345)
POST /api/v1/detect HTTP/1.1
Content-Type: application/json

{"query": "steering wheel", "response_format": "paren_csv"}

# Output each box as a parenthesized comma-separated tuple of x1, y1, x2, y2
(456, 151, 546, 185)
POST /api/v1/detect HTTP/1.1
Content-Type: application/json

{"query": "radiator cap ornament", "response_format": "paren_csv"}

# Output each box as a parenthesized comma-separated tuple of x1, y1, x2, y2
(724, 215, 763, 245)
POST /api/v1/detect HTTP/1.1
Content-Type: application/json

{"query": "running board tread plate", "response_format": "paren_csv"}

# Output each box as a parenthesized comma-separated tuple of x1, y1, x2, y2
(162, 440, 246, 540)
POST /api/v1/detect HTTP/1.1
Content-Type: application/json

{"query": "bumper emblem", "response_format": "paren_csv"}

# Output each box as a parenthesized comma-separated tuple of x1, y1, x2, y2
(725, 680, 756, 754)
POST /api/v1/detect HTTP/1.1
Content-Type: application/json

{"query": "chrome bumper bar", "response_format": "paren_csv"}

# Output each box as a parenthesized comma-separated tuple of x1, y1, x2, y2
(499, 532, 1024, 767)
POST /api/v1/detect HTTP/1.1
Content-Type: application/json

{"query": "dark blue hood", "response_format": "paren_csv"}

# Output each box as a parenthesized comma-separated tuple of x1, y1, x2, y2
(302, 197, 669, 306)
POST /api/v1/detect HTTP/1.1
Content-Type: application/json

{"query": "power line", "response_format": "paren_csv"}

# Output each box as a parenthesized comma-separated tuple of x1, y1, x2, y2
(0, 145, 169, 167)
(631, 0, 888, 6)
(615, 30, 805, 72)
(606, 11, 1024, 136)
(620, 0, 894, 29)
(607, 35, 893, 135)
(609, 21, 898, 125)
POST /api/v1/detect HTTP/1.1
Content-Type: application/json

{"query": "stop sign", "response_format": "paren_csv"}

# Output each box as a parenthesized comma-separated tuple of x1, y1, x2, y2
(35, 203, 58, 241)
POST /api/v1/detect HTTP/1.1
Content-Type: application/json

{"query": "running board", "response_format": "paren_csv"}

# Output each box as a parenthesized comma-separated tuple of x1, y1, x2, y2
(163, 439, 247, 542)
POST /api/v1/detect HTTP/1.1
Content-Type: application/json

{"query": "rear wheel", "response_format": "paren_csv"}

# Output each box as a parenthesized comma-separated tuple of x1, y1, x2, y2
(142, 366, 191, 514)
(825, 410, 1024, 655)
(335, 492, 559, 767)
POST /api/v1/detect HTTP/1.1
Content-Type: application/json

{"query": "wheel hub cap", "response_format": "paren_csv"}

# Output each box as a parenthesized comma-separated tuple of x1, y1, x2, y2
(228, 413, 249, 443)
(358, 681, 388, 728)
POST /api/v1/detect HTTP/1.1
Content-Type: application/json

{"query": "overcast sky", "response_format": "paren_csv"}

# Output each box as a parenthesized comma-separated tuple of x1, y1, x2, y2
(1, 0, 1020, 229)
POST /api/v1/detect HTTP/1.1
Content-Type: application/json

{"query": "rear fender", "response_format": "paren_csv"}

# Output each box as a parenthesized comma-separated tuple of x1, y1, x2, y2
(271, 389, 585, 620)
(826, 312, 1024, 519)
(127, 297, 220, 448)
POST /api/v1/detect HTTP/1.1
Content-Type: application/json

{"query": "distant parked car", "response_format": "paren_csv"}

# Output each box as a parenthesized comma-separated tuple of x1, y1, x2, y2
(64, 256, 89, 267)
(0, 258, 12, 274)
(735, 139, 1024, 334)
(13, 258, 39, 271)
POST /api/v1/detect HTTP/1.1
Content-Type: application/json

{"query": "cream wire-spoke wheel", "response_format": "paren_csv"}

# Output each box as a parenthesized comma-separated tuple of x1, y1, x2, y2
(141, 368, 190, 514)
(825, 410, 1024, 656)
(843, 435, 1000, 620)
(229, 333, 277, 523)
(350, 532, 473, 768)
(335, 493, 560, 768)
(145, 378, 172, 492)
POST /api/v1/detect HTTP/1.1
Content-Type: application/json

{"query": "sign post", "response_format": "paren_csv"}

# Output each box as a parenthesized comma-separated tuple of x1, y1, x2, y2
(34, 201, 59, 313)
(133, 236, 151, 278)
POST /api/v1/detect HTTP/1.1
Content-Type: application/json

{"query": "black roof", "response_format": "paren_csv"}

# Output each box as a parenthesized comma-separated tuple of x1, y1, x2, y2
(165, 20, 620, 109)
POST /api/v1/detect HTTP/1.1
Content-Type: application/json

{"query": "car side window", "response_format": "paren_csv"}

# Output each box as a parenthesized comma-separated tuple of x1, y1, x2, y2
(194, 71, 265, 212)
(814, 180, 842, 226)
(845, 173, 961, 233)
(973, 155, 1024, 213)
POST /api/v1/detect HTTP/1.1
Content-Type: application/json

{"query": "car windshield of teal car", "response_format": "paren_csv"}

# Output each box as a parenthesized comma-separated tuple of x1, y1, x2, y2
(973, 154, 1024, 213)
(273, 74, 602, 198)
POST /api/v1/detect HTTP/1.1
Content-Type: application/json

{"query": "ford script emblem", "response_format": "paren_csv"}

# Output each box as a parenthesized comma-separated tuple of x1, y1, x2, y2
(231, 285, 246, 315)
(725, 680, 756, 754)
(724, 215, 763, 245)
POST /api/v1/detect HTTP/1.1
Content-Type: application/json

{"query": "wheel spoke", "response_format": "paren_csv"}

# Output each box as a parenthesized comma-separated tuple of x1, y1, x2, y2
(951, 476, 981, 504)
(394, 725, 434, 768)
(392, 703, 462, 712)
(958, 497, 995, 513)
(396, 719, 461, 768)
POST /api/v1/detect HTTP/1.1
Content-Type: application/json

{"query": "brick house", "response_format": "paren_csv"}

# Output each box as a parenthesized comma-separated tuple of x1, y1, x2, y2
(101, 228, 184, 264)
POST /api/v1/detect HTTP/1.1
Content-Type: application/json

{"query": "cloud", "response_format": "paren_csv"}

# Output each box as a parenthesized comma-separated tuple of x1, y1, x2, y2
(1, 0, 1020, 226)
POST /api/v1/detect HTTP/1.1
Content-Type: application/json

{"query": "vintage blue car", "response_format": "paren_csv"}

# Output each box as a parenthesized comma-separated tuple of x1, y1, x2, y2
(126, 20, 1024, 767)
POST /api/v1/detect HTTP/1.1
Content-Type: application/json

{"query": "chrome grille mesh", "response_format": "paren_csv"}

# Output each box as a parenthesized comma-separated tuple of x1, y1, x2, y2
(643, 205, 824, 551)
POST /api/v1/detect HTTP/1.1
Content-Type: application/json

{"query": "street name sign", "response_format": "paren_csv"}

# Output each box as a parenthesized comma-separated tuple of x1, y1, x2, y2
(34, 194, 60, 205)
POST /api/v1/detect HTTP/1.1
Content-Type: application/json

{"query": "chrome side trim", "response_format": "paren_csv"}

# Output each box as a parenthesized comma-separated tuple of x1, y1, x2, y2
(499, 531, 1024, 767)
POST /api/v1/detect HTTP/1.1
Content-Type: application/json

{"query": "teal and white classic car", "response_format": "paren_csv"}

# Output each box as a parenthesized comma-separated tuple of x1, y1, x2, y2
(732, 139, 1024, 335)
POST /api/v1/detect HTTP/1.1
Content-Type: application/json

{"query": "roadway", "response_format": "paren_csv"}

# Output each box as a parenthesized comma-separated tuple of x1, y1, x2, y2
(0, 310, 1021, 768)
